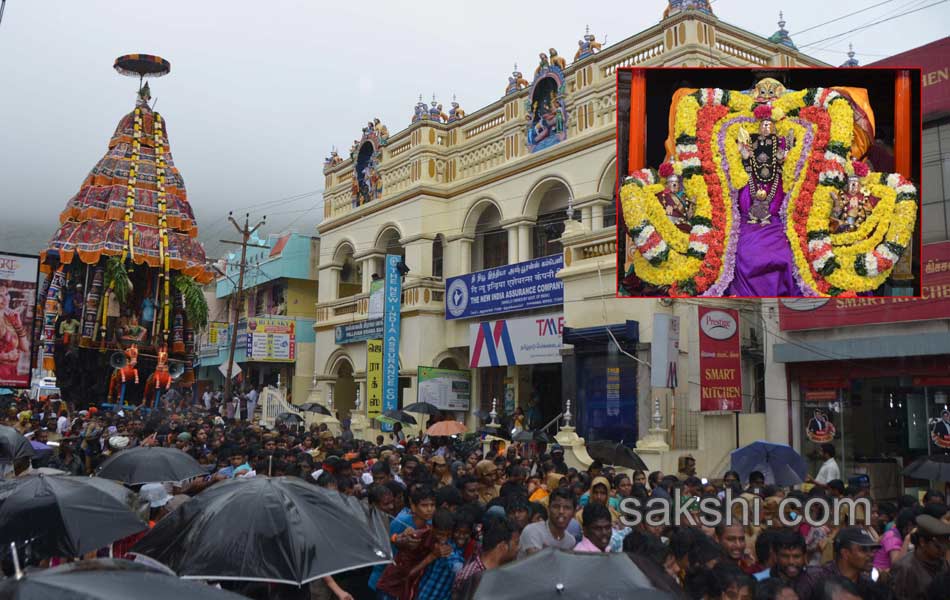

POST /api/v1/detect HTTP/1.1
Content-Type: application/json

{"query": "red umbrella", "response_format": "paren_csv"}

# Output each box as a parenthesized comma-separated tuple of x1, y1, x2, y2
(426, 421, 467, 437)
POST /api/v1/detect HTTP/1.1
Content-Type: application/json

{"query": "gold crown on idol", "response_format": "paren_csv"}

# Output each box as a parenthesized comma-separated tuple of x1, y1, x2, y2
(753, 77, 786, 103)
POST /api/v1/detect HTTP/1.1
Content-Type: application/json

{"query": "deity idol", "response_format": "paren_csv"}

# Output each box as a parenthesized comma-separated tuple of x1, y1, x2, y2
(728, 108, 799, 295)
(831, 170, 876, 233)
(657, 164, 694, 233)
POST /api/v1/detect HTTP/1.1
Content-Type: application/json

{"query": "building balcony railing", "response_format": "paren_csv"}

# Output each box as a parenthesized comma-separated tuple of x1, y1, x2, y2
(315, 278, 447, 328)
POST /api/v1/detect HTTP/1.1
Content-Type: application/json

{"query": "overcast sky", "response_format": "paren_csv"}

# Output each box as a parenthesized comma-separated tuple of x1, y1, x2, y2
(0, 0, 946, 259)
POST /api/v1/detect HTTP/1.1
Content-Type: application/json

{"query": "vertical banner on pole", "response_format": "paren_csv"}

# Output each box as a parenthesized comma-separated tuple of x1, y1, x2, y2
(381, 254, 403, 431)
(366, 339, 383, 421)
(698, 306, 742, 412)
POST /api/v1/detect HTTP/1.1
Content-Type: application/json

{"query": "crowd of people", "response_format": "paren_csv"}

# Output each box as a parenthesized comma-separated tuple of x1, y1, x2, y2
(3, 389, 950, 600)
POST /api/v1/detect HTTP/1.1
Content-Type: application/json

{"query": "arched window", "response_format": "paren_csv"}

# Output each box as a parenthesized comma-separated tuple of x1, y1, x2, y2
(432, 234, 445, 278)
(531, 180, 578, 258)
(473, 204, 506, 270)
(335, 243, 361, 299)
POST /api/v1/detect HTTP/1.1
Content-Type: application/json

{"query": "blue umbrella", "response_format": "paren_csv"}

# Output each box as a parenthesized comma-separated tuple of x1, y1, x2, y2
(730, 440, 807, 486)
(0, 388, 15, 396)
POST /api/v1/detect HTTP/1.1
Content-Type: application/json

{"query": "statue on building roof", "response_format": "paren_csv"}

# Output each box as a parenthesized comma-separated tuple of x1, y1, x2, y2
(574, 26, 603, 62)
(324, 147, 342, 168)
(840, 44, 860, 67)
(428, 95, 446, 123)
(768, 11, 797, 49)
(374, 118, 390, 144)
(506, 64, 529, 95)
(549, 48, 567, 71)
(448, 95, 465, 122)
(663, 0, 714, 19)
(412, 94, 428, 122)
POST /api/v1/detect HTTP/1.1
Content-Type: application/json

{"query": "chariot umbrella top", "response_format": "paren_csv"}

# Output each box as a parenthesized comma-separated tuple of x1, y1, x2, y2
(113, 54, 171, 79)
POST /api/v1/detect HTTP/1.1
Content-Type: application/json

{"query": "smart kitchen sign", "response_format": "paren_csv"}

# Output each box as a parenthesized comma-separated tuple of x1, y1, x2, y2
(698, 307, 742, 412)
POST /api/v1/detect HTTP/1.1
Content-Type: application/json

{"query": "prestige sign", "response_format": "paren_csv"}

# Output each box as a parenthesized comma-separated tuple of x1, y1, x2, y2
(779, 242, 950, 331)
(698, 307, 742, 412)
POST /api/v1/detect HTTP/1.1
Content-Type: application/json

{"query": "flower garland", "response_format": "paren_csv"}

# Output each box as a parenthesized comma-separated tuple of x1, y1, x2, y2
(99, 106, 143, 341)
(154, 112, 172, 344)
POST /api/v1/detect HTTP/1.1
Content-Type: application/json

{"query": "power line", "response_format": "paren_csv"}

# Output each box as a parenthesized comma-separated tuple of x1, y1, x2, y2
(798, 0, 948, 48)
(790, 0, 898, 35)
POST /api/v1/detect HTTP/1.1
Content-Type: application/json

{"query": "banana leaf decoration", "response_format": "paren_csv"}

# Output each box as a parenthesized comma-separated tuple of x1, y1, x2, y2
(173, 274, 208, 330)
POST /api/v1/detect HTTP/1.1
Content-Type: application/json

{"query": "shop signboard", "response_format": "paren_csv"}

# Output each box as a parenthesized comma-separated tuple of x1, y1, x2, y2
(606, 367, 621, 417)
(366, 338, 383, 420)
(869, 38, 950, 121)
(469, 312, 563, 368)
(417, 367, 471, 411)
(650, 313, 679, 388)
(445, 255, 563, 320)
(382, 255, 402, 430)
(335, 319, 383, 344)
(778, 242, 950, 331)
(208, 321, 230, 348)
(0, 252, 39, 388)
(368, 278, 384, 320)
(245, 316, 295, 362)
(698, 306, 742, 412)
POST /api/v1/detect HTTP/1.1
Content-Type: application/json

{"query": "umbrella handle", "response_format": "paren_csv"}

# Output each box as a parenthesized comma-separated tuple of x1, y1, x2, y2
(10, 542, 22, 580)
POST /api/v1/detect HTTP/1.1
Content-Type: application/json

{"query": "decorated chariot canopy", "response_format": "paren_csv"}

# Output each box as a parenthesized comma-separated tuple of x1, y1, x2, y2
(36, 55, 210, 405)
(621, 77, 918, 297)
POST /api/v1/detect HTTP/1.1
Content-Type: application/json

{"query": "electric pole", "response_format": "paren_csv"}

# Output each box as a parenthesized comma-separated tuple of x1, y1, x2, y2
(221, 211, 265, 401)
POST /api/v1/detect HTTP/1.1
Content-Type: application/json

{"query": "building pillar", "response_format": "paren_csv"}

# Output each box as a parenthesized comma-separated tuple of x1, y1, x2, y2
(505, 225, 519, 265)
(402, 235, 435, 278)
(518, 224, 532, 262)
(458, 236, 473, 273)
(327, 266, 342, 300)
(581, 206, 593, 230)
(591, 203, 605, 230)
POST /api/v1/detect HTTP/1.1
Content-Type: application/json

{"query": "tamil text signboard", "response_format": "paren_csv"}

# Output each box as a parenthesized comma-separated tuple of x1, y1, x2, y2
(335, 319, 383, 345)
(779, 242, 950, 331)
(445, 255, 563, 320)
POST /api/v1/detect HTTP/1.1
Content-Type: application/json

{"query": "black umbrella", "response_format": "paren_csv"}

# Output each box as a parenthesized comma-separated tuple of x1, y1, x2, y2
(380, 409, 416, 425)
(95, 446, 206, 485)
(297, 402, 332, 416)
(0, 425, 34, 463)
(586, 440, 649, 471)
(0, 558, 246, 600)
(276, 412, 304, 423)
(0, 474, 146, 558)
(473, 548, 670, 600)
(402, 402, 441, 416)
(514, 430, 556, 444)
(904, 453, 950, 481)
(132, 476, 392, 585)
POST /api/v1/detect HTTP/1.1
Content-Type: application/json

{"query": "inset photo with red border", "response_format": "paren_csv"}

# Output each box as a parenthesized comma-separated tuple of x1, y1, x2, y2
(615, 67, 923, 298)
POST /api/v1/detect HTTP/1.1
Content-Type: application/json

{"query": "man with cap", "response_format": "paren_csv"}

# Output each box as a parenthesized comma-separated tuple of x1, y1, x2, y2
(475, 459, 500, 504)
(796, 526, 879, 600)
(889, 515, 950, 600)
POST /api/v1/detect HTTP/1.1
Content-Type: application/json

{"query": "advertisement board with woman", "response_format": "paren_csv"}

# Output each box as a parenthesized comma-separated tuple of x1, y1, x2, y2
(0, 252, 39, 387)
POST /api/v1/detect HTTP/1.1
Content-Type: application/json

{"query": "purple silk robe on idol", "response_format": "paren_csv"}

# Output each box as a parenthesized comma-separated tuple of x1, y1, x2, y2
(725, 181, 799, 296)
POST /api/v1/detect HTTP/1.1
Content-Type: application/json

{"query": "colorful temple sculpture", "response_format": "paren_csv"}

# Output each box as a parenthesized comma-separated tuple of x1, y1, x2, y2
(37, 55, 212, 408)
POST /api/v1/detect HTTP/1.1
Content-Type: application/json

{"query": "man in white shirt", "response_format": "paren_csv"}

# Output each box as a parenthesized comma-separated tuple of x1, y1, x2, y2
(202, 389, 212, 411)
(246, 386, 259, 422)
(811, 443, 841, 486)
(56, 414, 70, 437)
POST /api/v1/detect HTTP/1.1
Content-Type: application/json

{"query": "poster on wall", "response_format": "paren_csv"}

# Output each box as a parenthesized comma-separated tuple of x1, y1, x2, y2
(208, 322, 230, 348)
(698, 306, 742, 412)
(367, 339, 383, 420)
(417, 367, 471, 411)
(245, 316, 295, 361)
(805, 407, 837, 443)
(0, 252, 39, 388)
